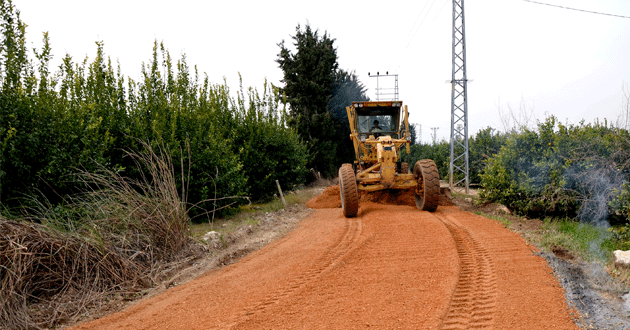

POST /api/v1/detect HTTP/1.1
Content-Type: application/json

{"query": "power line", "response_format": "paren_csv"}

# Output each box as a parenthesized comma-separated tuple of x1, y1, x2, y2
(394, 0, 444, 73)
(522, 0, 630, 19)
(401, 0, 432, 47)
(432, 0, 450, 23)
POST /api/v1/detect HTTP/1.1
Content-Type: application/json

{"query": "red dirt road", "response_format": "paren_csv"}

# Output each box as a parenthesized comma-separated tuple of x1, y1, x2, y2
(73, 203, 577, 329)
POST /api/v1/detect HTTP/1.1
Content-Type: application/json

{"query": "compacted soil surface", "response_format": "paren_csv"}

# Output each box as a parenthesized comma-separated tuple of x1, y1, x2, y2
(72, 187, 579, 329)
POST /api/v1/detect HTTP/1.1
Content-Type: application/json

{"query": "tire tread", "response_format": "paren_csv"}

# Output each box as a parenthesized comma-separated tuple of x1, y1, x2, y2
(339, 164, 359, 217)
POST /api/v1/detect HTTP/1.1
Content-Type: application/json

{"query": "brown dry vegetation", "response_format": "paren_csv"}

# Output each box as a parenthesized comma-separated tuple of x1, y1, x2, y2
(0, 143, 197, 329)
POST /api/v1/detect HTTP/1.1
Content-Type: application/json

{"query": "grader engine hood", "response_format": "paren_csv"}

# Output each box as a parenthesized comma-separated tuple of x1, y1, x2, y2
(376, 137, 397, 188)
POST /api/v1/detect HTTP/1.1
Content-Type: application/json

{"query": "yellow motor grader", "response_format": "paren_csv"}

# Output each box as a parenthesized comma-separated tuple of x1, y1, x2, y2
(338, 101, 441, 217)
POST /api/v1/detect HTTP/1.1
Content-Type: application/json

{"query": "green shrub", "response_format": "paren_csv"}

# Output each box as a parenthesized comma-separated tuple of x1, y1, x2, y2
(606, 224, 630, 251)
(480, 116, 630, 222)
(406, 126, 507, 185)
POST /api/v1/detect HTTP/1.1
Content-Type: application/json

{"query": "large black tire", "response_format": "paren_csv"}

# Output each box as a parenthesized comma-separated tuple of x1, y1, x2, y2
(339, 164, 359, 217)
(413, 159, 440, 212)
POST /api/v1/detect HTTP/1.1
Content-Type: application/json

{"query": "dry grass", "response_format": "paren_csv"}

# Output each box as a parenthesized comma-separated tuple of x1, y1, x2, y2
(74, 142, 190, 260)
(0, 220, 145, 329)
(0, 141, 193, 329)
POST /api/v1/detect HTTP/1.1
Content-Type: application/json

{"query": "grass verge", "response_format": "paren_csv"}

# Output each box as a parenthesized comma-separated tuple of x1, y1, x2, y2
(538, 219, 612, 262)
(190, 187, 321, 240)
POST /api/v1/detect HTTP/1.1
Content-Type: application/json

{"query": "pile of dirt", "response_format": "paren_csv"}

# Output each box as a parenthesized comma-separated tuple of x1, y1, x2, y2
(306, 186, 342, 209)
(306, 185, 452, 209)
(359, 188, 416, 206)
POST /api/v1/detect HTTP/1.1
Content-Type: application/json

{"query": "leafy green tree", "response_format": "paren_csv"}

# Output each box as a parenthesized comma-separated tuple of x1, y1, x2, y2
(277, 23, 339, 177)
(230, 79, 308, 201)
(1, 0, 31, 204)
(409, 123, 418, 146)
(468, 127, 507, 183)
(407, 140, 451, 179)
(328, 69, 369, 165)
(328, 69, 369, 120)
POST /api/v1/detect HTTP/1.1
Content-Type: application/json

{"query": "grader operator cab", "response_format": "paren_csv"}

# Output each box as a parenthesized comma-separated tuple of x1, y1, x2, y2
(338, 101, 441, 217)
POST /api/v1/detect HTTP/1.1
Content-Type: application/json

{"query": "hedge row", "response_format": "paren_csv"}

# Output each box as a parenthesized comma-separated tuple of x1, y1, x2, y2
(1, 6, 307, 219)
(480, 117, 630, 223)
(408, 118, 630, 223)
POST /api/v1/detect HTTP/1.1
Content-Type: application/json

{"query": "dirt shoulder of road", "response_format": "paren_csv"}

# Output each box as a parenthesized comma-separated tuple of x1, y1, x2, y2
(451, 191, 630, 330)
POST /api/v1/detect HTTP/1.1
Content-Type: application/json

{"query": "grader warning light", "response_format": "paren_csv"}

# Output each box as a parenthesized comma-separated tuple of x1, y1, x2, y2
(338, 101, 441, 217)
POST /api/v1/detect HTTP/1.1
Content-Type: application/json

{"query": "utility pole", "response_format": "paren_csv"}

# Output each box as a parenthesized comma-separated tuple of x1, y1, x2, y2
(449, 0, 470, 194)
(418, 124, 422, 144)
(431, 127, 439, 145)
(368, 71, 399, 101)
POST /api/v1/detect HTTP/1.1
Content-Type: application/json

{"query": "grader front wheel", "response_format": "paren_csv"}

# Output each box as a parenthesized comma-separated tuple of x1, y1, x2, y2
(413, 159, 440, 212)
(339, 164, 359, 217)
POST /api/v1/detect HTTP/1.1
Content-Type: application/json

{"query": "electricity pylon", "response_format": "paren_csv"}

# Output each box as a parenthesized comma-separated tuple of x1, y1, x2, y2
(449, 0, 469, 194)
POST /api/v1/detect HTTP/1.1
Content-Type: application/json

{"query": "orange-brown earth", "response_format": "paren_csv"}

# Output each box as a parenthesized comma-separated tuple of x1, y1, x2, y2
(73, 189, 578, 329)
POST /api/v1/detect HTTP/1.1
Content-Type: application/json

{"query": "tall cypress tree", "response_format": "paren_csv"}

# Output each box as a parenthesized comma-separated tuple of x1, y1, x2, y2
(276, 24, 339, 177)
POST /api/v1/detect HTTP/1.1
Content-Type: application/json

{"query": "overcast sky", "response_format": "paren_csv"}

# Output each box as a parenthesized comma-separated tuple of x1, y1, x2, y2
(12, 0, 630, 142)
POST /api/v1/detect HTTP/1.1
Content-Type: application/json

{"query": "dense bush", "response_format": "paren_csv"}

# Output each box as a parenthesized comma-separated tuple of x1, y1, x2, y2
(231, 84, 308, 201)
(406, 126, 507, 184)
(407, 140, 450, 179)
(0, 3, 308, 218)
(469, 127, 507, 183)
(0, 141, 194, 329)
(480, 116, 630, 222)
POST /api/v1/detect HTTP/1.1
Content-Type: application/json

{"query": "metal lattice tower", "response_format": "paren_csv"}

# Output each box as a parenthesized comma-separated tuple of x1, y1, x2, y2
(449, 0, 470, 194)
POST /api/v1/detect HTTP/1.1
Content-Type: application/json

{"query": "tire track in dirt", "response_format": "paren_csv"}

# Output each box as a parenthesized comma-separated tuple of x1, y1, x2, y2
(433, 213, 498, 329)
(234, 202, 459, 329)
(225, 214, 363, 328)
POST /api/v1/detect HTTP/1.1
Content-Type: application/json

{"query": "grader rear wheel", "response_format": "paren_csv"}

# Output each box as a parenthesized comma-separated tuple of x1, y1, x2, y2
(413, 159, 440, 212)
(339, 163, 359, 217)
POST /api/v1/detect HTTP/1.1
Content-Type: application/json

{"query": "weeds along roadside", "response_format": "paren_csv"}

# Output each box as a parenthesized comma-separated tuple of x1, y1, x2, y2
(0, 141, 196, 330)
(189, 185, 323, 240)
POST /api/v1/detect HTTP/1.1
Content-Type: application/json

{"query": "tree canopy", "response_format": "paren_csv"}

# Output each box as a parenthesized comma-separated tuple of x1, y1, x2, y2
(277, 24, 369, 176)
